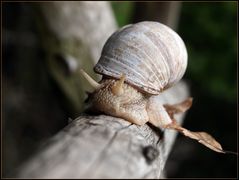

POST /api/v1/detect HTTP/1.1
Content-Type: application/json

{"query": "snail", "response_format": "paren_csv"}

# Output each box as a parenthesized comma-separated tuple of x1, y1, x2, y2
(80, 21, 225, 153)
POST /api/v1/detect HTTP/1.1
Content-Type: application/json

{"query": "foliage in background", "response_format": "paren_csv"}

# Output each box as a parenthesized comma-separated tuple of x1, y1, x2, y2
(111, 2, 237, 103)
(178, 2, 237, 103)
(111, 2, 134, 27)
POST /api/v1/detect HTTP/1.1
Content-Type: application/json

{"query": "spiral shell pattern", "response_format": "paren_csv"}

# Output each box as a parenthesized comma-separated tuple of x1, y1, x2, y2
(94, 21, 188, 95)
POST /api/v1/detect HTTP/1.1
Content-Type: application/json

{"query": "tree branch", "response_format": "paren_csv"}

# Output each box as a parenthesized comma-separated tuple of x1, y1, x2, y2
(15, 81, 189, 178)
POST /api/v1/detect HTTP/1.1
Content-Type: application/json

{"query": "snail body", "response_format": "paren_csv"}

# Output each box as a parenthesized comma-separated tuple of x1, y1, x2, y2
(80, 21, 225, 153)
(86, 78, 174, 127)
(88, 78, 150, 125)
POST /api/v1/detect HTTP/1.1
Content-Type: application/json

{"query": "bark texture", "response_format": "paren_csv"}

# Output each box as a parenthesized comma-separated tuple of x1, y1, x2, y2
(15, 81, 189, 178)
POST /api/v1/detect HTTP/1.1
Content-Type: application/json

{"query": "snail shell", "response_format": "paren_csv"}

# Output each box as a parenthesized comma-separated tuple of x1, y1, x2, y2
(81, 22, 225, 154)
(94, 21, 188, 95)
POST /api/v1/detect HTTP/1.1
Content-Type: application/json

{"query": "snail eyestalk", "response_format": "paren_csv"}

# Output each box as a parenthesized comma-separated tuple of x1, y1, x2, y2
(79, 69, 101, 90)
(112, 74, 126, 96)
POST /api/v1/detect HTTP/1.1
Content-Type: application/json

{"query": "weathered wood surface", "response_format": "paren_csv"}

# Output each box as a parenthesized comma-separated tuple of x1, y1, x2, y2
(15, 81, 189, 178)
(37, 1, 117, 113)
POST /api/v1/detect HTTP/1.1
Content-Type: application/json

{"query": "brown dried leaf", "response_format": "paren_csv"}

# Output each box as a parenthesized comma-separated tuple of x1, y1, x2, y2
(166, 122, 225, 153)
(163, 97, 225, 153)
(164, 97, 193, 118)
(182, 129, 224, 153)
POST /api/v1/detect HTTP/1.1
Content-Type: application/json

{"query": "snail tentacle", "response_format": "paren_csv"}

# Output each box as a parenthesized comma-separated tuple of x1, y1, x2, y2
(79, 69, 101, 90)
(111, 74, 126, 96)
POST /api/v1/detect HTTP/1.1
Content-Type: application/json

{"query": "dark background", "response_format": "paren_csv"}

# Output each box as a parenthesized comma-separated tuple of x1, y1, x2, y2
(2, 2, 237, 178)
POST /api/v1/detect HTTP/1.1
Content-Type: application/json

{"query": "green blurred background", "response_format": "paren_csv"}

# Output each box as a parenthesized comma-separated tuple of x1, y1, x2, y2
(3, 2, 237, 178)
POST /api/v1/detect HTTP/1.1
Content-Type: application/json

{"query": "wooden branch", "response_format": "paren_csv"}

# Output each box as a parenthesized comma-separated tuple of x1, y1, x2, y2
(14, 81, 189, 178)
(35, 2, 117, 114)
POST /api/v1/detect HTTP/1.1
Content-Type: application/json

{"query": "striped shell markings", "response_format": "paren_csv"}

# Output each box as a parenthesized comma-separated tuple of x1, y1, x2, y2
(94, 21, 188, 95)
